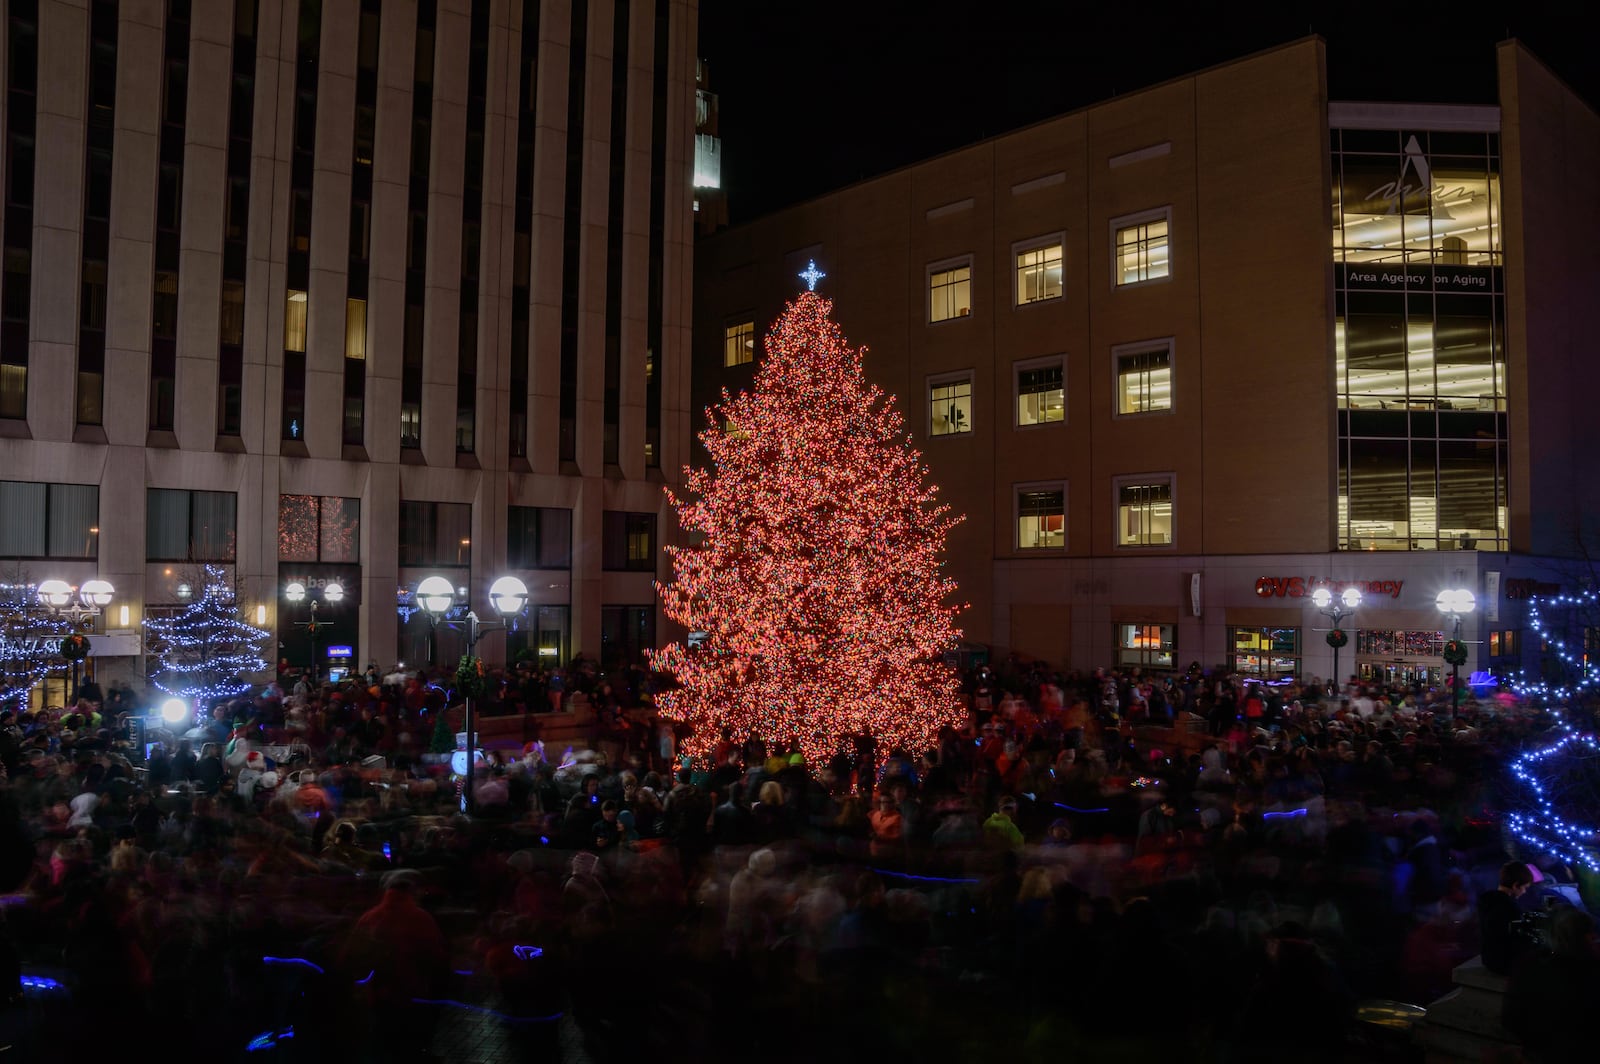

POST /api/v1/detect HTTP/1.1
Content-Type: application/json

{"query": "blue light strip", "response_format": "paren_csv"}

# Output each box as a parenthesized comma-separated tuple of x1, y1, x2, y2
(262, 956, 325, 975)
(1053, 802, 1110, 814)
(1505, 731, 1600, 873)
(870, 868, 981, 884)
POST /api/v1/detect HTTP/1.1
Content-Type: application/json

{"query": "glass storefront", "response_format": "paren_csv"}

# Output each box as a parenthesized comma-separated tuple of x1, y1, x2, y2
(1354, 628, 1446, 687)
(1332, 128, 1509, 552)
(1230, 626, 1300, 679)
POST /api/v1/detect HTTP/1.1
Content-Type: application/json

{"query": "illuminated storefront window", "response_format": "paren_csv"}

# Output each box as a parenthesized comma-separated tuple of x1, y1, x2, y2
(1117, 623, 1174, 669)
(1231, 627, 1299, 679)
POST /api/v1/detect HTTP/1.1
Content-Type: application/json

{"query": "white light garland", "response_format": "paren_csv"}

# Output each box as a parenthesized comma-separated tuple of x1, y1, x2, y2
(144, 565, 271, 707)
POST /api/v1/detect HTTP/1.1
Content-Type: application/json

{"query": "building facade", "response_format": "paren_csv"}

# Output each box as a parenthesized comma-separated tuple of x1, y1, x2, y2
(692, 39, 1600, 688)
(1, 0, 698, 697)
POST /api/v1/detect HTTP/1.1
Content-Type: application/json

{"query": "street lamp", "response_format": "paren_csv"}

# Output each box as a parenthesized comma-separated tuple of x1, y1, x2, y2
(1436, 588, 1476, 712)
(284, 580, 344, 683)
(1312, 586, 1362, 699)
(416, 574, 529, 815)
(36, 578, 116, 703)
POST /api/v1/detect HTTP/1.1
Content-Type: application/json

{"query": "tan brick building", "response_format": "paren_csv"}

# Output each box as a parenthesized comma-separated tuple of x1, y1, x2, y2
(693, 39, 1600, 687)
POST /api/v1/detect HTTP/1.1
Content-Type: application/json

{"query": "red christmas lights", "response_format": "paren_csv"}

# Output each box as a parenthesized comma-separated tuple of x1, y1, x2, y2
(652, 291, 968, 770)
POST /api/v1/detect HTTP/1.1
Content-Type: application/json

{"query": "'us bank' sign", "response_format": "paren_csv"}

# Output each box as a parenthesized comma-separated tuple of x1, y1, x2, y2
(1255, 577, 1405, 600)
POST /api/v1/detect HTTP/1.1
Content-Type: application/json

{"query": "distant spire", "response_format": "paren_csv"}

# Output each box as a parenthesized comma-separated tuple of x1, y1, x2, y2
(798, 259, 826, 292)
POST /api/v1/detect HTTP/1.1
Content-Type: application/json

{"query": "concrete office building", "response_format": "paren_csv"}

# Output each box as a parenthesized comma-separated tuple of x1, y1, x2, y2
(693, 38, 1600, 689)
(1, 0, 698, 698)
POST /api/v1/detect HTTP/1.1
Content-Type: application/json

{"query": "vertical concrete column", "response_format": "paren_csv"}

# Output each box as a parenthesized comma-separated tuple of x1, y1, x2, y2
(174, 0, 234, 451)
(27, 0, 88, 443)
(304, 0, 358, 460)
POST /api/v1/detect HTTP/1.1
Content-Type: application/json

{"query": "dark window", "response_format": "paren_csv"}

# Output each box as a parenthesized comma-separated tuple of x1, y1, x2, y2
(602, 511, 655, 572)
(398, 499, 472, 568)
(600, 605, 655, 668)
(0, 481, 99, 558)
(507, 506, 573, 569)
(558, 0, 589, 461)
(146, 487, 236, 561)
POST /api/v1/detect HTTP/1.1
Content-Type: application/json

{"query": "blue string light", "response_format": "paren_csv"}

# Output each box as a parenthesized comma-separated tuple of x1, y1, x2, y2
(1504, 731, 1600, 873)
(1512, 589, 1600, 701)
(262, 955, 325, 975)
(1053, 802, 1111, 814)
(145, 565, 271, 705)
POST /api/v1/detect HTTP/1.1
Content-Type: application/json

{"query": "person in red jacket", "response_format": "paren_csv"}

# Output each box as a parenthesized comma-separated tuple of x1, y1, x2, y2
(342, 868, 448, 1057)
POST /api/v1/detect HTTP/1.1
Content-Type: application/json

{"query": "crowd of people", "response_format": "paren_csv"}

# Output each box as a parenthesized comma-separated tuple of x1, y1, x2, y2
(0, 656, 1596, 1062)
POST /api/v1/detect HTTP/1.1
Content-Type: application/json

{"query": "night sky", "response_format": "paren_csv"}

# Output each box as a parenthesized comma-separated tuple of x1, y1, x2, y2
(698, 1, 1596, 225)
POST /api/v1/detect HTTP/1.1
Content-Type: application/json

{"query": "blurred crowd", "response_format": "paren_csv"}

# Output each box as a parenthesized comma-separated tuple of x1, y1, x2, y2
(0, 657, 1596, 1062)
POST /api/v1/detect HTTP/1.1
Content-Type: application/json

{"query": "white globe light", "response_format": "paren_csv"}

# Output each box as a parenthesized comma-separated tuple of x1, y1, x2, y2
(285, 581, 307, 603)
(80, 578, 115, 607)
(1436, 590, 1454, 613)
(1455, 589, 1476, 614)
(323, 582, 344, 604)
(417, 576, 455, 616)
(37, 579, 73, 608)
(1311, 588, 1332, 609)
(1340, 587, 1363, 610)
(489, 576, 529, 617)
(160, 698, 190, 725)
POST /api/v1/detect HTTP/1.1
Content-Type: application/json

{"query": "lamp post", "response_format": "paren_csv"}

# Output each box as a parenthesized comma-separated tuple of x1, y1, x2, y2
(416, 574, 528, 816)
(284, 580, 344, 683)
(1436, 588, 1476, 713)
(36, 578, 115, 704)
(1311, 586, 1362, 700)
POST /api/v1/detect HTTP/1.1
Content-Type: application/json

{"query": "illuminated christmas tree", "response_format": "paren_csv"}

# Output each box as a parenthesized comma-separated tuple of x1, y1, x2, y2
(652, 265, 967, 769)
(0, 581, 74, 711)
(144, 565, 271, 709)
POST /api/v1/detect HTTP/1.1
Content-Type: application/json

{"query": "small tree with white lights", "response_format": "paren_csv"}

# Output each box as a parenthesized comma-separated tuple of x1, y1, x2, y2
(144, 565, 271, 712)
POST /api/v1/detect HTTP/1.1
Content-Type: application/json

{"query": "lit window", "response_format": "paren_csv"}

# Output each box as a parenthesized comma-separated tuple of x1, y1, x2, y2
(1117, 623, 1174, 669)
(1116, 476, 1173, 547)
(1115, 341, 1172, 414)
(929, 261, 972, 323)
(1230, 627, 1300, 679)
(345, 298, 367, 360)
(1113, 209, 1170, 285)
(1015, 239, 1063, 304)
(284, 290, 308, 352)
(1016, 358, 1064, 426)
(929, 375, 972, 436)
(724, 321, 754, 366)
(1017, 485, 1065, 549)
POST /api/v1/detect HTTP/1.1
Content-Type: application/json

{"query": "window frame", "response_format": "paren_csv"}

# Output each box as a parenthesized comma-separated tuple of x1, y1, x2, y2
(927, 370, 975, 438)
(1012, 233, 1065, 307)
(145, 488, 238, 562)
(1110, 207, 1172, 289)
(1112, 473, 1176, 550)
(1115, 622, 1176, 670)
(1014, 480, 1067, 552)
(723, 318, 755, 367)
(602, 510, 657, 573)
(1112, 337, 1175, 418)
(1014, 354, 1066, 428)
(0, 481, 101, 560)
(926, 255, 974, 325)
(1229, 625, 1302, 680)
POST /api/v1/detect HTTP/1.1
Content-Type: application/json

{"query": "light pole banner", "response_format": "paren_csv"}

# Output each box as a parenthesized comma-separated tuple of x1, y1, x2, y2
(1484, 571, 1500, 623)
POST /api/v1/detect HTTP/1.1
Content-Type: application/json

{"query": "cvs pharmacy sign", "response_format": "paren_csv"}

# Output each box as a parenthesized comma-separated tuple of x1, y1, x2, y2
(1255, 576, 1405, 600)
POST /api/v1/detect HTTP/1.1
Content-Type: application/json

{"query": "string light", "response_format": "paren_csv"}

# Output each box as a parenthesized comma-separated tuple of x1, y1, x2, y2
(144, 565, 271, 708)
(1512, 589, 1600, 701)
(652, 289, 968, 770)
(0, 582, 76, 712)
(1504, 730, 1600, 873)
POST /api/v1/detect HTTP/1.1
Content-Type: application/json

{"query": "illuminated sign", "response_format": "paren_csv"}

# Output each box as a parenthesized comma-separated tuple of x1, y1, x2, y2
(1255, 577, 1405, 600)
(326, 645, 353, 658)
